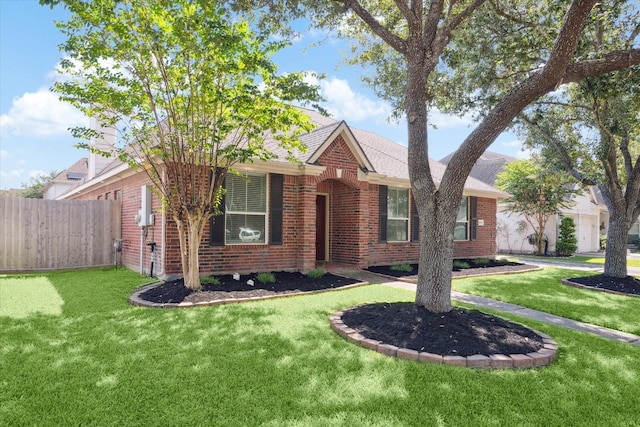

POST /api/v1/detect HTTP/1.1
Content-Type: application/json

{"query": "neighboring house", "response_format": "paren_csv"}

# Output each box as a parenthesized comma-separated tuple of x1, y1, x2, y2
(441, 151, 609, 254)
(57, 109, 504, 279)
(42, 158, 88, 200)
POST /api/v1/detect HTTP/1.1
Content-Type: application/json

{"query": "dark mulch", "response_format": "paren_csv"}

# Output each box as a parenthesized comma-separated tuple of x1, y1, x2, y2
(367, 258, 525, 278)
(566, 274, 640, 296)
(341, 303, 544, 357)
(139, 271, 360, 304)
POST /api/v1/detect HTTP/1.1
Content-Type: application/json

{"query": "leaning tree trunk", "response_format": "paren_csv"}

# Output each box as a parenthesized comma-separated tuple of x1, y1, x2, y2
(604, 217, 630, 278)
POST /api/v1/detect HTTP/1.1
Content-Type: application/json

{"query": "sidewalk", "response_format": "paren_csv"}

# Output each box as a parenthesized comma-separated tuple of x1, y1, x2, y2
(338, 269, 640, 347)
(516, 256, 640, 277)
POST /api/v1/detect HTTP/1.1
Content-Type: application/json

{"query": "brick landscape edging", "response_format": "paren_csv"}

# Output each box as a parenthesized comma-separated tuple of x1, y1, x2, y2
(129, 281, 369, 308)
(330, 306, 558, 369)
(561, 278, 640, 298)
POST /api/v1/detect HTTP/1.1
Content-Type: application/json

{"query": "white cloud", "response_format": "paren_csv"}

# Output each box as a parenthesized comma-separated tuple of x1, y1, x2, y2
(29, 170, 47, 179)
(0, 150, 8, 159)
(516, 148, 533, 159)
(0, 168, 24, 179)
(0, 88, 86, 138)
(306, 75, 391, 122)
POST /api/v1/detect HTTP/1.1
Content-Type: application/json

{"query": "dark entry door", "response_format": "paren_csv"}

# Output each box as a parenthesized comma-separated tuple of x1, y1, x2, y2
(315, 195, 327, 261)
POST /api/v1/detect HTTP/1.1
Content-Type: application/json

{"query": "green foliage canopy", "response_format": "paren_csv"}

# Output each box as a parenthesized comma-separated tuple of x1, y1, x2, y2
(496, 157, 577, 255)
(48, 0, 323, 290)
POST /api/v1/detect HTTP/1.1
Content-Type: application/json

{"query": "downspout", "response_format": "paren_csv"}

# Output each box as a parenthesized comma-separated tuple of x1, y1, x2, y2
(140, 227, 145, 274)
(156, 169, 166, 278)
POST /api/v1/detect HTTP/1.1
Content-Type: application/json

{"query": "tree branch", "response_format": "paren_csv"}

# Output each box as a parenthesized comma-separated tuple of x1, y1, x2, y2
(561, 49, 640, 84)
(340, 0, 408, 54)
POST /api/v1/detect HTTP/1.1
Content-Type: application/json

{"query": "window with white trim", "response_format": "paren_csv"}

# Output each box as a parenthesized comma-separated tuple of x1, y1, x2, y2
(454, 196, 469, 241)
(225, 173, 267, 244)
(387, 187, 409, 242)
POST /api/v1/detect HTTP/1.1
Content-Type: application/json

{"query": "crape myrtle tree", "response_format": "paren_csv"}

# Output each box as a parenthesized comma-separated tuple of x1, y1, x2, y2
(519, 66, 640, 278)
(234, 0, 640, 312)
(495, 158, 577, 256)
(46, 0, 322, 290)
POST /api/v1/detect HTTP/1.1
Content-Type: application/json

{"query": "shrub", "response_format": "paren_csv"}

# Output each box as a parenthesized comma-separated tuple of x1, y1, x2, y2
(452, 260, 470, 269)
(256, 272, 276, 284)
(390, 263, 413, 272)
(556, 217, 578, 257)
(599, 234, 607, 251)
(200, 276, 220, 285)
(306, 268, 326, 279)
(472, 258, 491, 267)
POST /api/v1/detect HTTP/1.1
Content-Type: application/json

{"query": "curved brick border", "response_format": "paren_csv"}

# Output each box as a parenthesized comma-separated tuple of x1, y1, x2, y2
(330, 306, 558, 369)
(129, 280, 369, 308)
(561, 278, 640, 298)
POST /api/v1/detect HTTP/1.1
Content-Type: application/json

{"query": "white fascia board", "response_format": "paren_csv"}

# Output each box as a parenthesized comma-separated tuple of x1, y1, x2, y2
(56, 163, 135, 200)
(234, 161, 326, 176)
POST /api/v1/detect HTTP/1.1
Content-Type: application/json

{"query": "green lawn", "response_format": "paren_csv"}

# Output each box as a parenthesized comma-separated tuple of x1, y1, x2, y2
(453, 268, 640, 335)
(1, 268, 639, 426)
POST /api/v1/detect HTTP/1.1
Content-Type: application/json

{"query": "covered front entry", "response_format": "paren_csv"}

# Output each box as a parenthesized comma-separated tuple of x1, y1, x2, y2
(316, 194, 328, 261)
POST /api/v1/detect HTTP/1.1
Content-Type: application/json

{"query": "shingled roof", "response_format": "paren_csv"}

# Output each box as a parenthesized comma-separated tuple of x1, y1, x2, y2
(440, 150, 517, 186)
(60, 108, 504, 198)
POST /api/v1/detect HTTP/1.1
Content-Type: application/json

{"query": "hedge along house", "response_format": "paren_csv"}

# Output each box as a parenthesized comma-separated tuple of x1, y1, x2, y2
(58, 108, 504, 280)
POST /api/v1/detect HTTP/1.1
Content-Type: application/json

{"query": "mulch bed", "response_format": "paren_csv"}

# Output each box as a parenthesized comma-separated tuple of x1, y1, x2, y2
(136, 264, 548, 359)
(340, 303, 544, 357)
(367, 258, 530, 279)
(564, 274, 640, 296)
(139, 271, 360, 304)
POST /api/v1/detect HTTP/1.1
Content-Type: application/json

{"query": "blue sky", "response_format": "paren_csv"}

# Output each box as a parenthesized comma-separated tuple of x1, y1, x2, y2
(0, 0, 523, 191)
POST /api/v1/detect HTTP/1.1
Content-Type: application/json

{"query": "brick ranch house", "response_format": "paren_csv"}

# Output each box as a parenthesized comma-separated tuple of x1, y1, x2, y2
(57, 108, 504, 279)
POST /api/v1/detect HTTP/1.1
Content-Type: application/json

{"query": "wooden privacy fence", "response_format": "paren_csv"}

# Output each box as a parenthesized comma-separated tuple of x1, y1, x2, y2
(0, 197, 121, 271)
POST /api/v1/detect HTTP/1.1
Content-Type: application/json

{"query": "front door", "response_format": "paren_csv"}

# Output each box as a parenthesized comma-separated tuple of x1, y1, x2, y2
(316, 195, 328, 261)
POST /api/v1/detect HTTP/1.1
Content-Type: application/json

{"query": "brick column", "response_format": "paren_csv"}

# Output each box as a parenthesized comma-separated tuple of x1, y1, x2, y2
(297, 175, 317, 272)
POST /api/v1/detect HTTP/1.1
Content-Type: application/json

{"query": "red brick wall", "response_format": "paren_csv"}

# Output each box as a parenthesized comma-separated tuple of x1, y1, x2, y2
(69, 134, 498, 277)
(367, 184, 422, 266)
(453, 197, 497, 258)
(161, 173, 304, 277)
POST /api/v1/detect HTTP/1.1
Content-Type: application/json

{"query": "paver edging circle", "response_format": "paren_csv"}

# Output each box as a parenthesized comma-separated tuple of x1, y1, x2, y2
(330, 305, 558, 369)
(561, 278, 640, 298)
(129, 280, 369, 308)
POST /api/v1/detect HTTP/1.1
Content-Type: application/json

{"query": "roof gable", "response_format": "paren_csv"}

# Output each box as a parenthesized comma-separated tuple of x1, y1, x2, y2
(306, 121, 374, 172)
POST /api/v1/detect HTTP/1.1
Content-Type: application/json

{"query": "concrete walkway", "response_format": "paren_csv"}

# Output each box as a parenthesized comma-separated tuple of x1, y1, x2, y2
(338, 269, 640, 347)
(517, 255, 640, 277)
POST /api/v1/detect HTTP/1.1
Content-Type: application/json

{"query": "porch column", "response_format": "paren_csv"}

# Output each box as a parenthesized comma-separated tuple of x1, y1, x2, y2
(297, 175, 317, 272)
(355, 182, 370, 268)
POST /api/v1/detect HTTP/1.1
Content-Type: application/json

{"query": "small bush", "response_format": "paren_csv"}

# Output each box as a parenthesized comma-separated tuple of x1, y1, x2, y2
(452, 260, 470, 269)
(256, 272, 276, 284)
(306, 268, 326, 279)
(472, 258, 491, 267)
(599, 234, 607, 251)
(556, 217, 578, 257)
(390, 263, 413, 272)
(200, 276, 220, 285)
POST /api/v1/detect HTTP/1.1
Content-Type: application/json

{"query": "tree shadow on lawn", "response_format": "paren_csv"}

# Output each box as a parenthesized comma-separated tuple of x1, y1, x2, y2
(453, 268, 640, 335)
(2, 285, 639, 425)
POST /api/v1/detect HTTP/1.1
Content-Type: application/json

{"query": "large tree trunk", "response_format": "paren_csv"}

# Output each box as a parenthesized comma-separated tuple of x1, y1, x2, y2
(405, 45, 464, 313)
(604, 217, 629, 278)
(414, 193, 460, 312)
